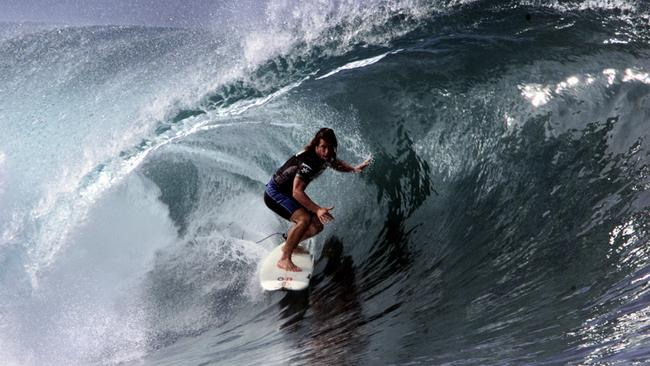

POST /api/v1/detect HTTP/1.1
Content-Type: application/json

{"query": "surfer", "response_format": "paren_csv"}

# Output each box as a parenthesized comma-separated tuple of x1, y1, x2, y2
(264, 128, 372, 272)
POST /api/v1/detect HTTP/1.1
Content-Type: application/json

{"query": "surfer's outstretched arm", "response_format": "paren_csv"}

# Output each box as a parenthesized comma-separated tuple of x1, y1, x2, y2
(332, 155, 372, 173)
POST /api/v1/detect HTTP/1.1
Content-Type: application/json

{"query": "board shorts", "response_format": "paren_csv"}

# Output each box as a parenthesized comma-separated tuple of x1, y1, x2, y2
(264, 179, 306, 221)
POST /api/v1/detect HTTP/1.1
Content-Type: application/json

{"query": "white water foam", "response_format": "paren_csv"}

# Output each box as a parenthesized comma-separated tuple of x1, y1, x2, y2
(0, 173, 178, 366)
(316, 50, 403, 80)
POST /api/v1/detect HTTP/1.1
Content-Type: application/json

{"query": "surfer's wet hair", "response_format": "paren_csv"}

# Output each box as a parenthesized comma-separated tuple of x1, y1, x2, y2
(305, 128, 338, 158)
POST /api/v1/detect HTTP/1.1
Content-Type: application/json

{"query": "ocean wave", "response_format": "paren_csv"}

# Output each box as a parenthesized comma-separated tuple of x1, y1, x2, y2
(2, 1, 650, 365)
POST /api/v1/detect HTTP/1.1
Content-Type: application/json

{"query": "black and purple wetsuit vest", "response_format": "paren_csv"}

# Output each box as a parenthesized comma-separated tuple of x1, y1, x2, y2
(271, 150, 332, 194)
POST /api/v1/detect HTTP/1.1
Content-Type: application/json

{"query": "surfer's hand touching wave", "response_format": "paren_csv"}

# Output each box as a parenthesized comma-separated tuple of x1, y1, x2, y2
(317, 206, 334, 224)
(354, 155, 372, 173)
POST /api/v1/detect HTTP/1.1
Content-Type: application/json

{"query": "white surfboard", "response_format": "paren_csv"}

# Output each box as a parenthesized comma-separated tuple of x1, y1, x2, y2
(259, 242, 313, 291)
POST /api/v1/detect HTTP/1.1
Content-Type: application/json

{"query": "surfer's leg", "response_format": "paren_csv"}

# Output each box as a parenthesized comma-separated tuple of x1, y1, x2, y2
(290, 216, 322, 255)
(278, 208, 311, 272)
(300, 215, 324, 241)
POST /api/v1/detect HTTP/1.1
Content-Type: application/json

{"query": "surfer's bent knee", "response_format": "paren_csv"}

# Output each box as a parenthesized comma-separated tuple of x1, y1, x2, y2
(290, 208, 310, 225)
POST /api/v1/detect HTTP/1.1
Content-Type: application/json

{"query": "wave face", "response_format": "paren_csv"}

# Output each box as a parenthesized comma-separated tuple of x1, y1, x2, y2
(2, 0, 650, 364)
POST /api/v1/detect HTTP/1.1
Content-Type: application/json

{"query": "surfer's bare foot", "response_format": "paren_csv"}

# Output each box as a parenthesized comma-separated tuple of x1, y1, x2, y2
(277, 258, 302, 272)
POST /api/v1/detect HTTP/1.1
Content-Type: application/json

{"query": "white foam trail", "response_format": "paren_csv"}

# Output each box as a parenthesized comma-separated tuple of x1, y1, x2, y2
(214, 76, 312, 117)
(316, 50, 402, 80)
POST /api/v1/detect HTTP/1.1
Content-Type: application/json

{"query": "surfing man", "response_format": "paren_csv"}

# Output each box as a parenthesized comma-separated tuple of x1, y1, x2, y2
(264, 128, 372, 272)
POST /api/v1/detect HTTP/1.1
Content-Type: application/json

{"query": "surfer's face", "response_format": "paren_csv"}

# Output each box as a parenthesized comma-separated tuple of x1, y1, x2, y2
(315, 139, 334, 160)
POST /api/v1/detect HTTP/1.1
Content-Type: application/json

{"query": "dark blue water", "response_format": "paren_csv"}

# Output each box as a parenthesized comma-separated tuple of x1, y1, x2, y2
(2, 1, 650, 365)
